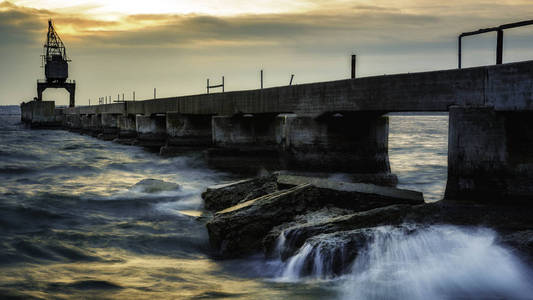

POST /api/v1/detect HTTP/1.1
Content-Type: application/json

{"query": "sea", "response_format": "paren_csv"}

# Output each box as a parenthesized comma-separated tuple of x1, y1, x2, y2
(1, 106, 532, 299)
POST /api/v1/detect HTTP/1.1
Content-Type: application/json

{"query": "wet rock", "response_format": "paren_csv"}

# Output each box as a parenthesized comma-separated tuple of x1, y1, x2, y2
(277, 228, 375, 278)
(132, 179, 181, 193)
(202, 174, 278, 211)
(264, 204, 414, 258)
(498, 230, 533, 263)
(265, 201, 533, 260)
(206, 178, 424, 258)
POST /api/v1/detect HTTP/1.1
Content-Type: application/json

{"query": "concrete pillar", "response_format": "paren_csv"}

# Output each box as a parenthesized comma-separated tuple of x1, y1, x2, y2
(135, 114, 166, 148)
(166, 112, 212, 146)
(19, 101, 59, 128)
(209, 113, 394, 183)
(118, 114, 137, 139)
(212, 114, 281, 148)
(99, 114, 119, 140)
(281, 113, 392, 175)
(64, 114, 81, 130)
(209, 114, 284, 173)
(80, 114, 91, 134)
(445, 106, 533, 203)
(88, 114, 102, 136)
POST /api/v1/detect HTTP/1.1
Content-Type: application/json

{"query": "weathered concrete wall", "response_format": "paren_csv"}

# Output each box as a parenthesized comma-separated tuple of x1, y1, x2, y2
(117, 115, 137, 139)
(445, 106, 533, 203)
(89, 114, 101, 130)
(80, 115, 91, 130)
(210, 113, 393, 181)
(118, 60, 533, 116)
(212, 114, 281, 147)
(20, 101, 61, 127)
(101, 114, 118, 128)
(136, 115, 166, 146)
(66, 103, 126, 115)
(282, 114, 391, 174)
(166, 112, 212, 146)
(64, 113, 81, 129)
(62, 60, 532, 119)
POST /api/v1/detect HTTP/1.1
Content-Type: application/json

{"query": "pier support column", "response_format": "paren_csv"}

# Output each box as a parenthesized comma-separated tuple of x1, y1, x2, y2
(88, 114, 102, 137)
(19, 101, 60, 128)
(135, 114, 166, 148)
(281, 113, 394, 184)
(80, 114, 91, 134)
(445, 106, 533, 203)
(64, 114, 81, 130)
(118, 114, 137, 139)
(99, 114, 119, 140)
(209, 114, 284, 173)
(160, 112, 213, 155)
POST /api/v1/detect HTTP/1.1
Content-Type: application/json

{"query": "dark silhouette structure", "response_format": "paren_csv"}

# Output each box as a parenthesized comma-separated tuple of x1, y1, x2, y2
(37, 19, 76, 107)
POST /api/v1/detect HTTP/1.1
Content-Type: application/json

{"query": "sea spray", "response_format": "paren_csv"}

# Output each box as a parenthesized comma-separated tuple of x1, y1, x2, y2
(341, 225, 533, 299)
(274, 225, 533, 299)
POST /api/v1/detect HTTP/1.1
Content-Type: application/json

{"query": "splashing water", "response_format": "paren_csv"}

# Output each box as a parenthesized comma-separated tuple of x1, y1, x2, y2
(342, 226, 533, 299)
(275, 225, 533, 299)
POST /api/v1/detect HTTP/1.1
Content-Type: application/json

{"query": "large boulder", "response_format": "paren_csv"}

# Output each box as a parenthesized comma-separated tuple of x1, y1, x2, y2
(265, 201, 533, 260)
(202, 175, 278, 211)
(264, 204, 414, 258)
(206, 177, 424, 258)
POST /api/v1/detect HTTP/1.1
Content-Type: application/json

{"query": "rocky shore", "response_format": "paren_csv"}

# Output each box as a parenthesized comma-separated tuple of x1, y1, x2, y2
(202, 173, 533, 271)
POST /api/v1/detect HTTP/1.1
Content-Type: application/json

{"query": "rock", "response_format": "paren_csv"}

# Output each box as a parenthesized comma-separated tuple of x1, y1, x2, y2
(264, 204, 414, 258)
(132, 179, 181, 193)
(265, 201, 533, 260)
(278, 228, 374, 277)
(276, 174, 423, 208)
(498, 230, 533, 263)
(206, 178, 424, 258)
(202, 174, 278, 211)
(207, 184, 314, 258)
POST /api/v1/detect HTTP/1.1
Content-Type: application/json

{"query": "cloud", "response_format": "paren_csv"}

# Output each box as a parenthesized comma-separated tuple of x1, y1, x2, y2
(1, 0, 532, 54)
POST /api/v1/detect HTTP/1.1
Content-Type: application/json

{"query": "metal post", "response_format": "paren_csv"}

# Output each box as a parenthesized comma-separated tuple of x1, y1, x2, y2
(133, 91, 135, 101)
(351, 54, 356, 79)
(117, 94, 119, 101)
(458, 36, 462, 69)
(154, 88, 156, 99)
(105, 96, 107, 104)
(496, 29, 503, 64)
(122, 93, 124, 101)
(89, 99, 90, 106)
(207, 79, 209, 94)
(222, 76, 224, 92)
(290, 74, 294, 85)
(261, 70, 263, 89)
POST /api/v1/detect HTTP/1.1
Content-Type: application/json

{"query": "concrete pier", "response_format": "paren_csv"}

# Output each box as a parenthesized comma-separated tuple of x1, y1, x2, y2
(99, 113, 119, 140)
(136, 115, 166, 148)
(64, 113, 81, 130)
(209, 114, 284, 172)
(445, 106, 533, 203)
(20, 101, 62, 128)
(118, 115, 137, 139)
(21, 60, 533, 202)
(88, 114, 102, 137)
(160, 112, 213, 155)
(281, 113, 390, 173)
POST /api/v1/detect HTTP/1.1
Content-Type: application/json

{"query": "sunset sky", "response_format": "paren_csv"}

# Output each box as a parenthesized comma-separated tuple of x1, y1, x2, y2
(1, 0, 532, 105)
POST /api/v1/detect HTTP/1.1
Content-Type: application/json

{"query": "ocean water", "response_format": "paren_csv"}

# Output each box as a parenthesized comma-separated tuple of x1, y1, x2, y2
(1, 112, 531, 299)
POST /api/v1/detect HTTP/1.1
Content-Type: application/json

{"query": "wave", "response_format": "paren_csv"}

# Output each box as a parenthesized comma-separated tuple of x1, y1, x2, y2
(272, 225, 533, 299)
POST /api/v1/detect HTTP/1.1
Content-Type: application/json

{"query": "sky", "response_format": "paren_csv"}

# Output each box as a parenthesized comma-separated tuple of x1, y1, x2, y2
(1, 0, 532, 105)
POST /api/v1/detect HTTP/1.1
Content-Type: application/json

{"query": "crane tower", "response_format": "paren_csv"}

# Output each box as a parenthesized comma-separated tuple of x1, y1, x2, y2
(37, 19, 76, 107)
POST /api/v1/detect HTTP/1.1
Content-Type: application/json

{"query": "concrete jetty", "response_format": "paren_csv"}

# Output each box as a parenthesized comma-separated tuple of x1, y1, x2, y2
(20, 60, 533, 203)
